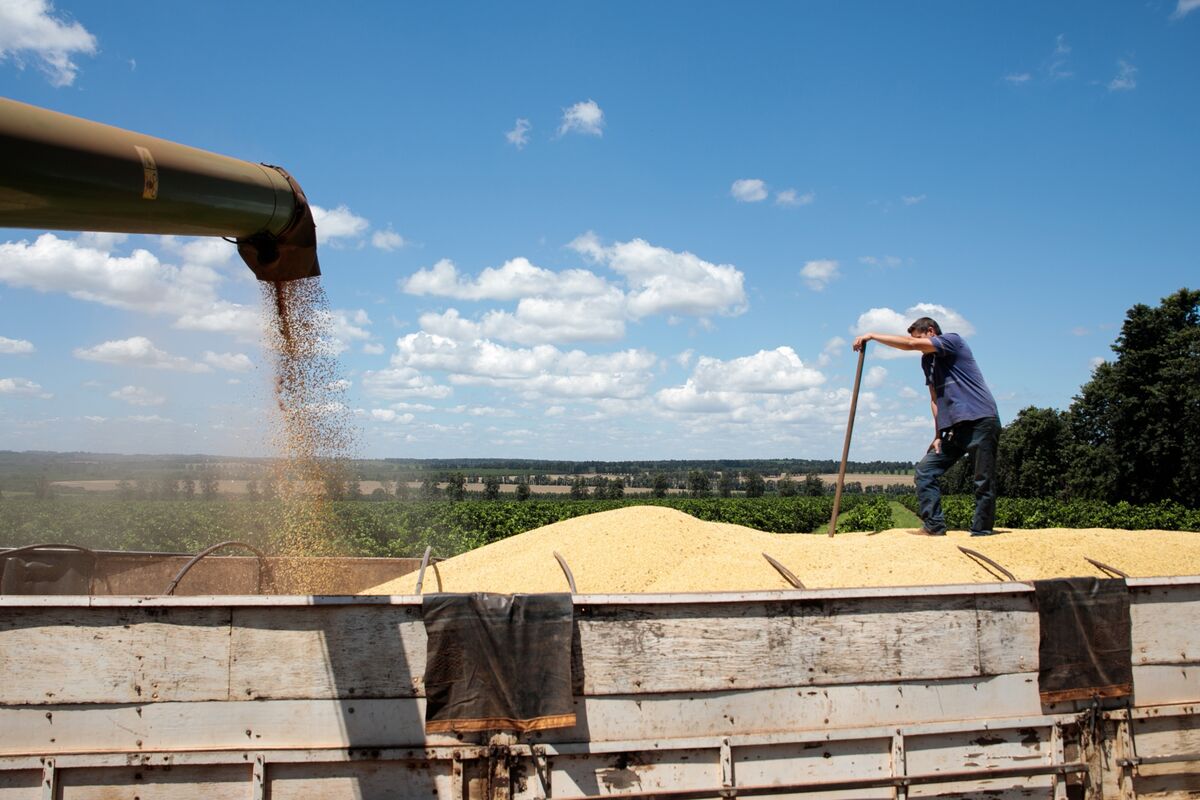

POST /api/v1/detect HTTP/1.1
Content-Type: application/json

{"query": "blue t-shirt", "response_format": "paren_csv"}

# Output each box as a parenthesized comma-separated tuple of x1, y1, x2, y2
(921, 333, 999, 431)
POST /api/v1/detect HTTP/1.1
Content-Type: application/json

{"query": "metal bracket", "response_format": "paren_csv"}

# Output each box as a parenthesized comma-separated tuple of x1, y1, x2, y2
(719, 737, 735, 798)
(252, 753, 266, 800)
(41, 758, 56, 800)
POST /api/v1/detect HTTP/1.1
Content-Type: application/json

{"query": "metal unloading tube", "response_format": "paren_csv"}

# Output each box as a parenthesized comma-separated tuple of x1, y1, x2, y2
(0, 97, 319, 282)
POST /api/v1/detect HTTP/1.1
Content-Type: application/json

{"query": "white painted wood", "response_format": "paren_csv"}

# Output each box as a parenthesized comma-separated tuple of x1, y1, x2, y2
(228, 606, 426, 699)
(1130, 584, 1200, 665)
(267, 760, 455, 800)
(1133, 665, 1200, 706)
(56, 764, 250, 800)
(574, 596, 991, 695)
(0, 770, 41, 800)
(0, 607, 232, 705)
(974, 592, 1039, 675)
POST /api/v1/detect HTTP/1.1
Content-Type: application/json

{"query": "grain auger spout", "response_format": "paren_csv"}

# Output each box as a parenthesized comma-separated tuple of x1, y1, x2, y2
(0, 96, 319, 282)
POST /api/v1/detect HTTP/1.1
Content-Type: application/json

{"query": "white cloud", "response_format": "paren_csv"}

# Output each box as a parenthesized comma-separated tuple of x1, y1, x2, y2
(0, 336, 35, 354)
(328, 309, 373, 352)
(361, 366, 453, 400)
(1047, 34, 1073, 80)
(370, 408, 414, 423)
(0, 0, 97, 87)
(506, 118, 531, 148)
(73, 336, 210, 372)
(110, 385, 165, 406)
(558, 100, 604, 136)
(690, 347, 825, 393)
(420, 290, 627, 345)
(674, 349, 695, 368)
(0, 377, 52, 398)
(901, 194, 926, 206)
(731, 178, 768, 203)
(1108, 59, 1137, 92)
(1174, 0, 1200, 17)
(126, 414, 171, 424)
(864, 365, 888, 389)
(363, 342, 385, 355)
(159, 236, 235, 268)
(1090, 356, 1106, 370)
(392, 332, 658, 400)
(860, 255, 904, 268)
(775, 189, 814, 207)
(311, 204, 369, 244)
(571, 233, 748, 319)
(851, 304, 976, 359)
(0, 234, 260, 338)
(371, 229, 407, 251)
(403, 256, 610, 301)
(202, 351, 253, 372)
(800, 259, 840, 291)
(1003, 73, 1032, 85)
(818, 336, 846, 367)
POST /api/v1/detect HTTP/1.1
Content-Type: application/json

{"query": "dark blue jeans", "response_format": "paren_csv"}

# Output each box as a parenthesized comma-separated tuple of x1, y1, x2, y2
(914, 415, 1001, 535)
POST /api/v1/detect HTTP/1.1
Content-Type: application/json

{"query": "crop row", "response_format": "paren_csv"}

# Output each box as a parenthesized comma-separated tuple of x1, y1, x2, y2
(896, 495, 1200, 532)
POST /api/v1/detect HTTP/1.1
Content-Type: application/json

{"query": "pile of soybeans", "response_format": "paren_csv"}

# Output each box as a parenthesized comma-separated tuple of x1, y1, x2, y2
(363, 505, 1200, 595)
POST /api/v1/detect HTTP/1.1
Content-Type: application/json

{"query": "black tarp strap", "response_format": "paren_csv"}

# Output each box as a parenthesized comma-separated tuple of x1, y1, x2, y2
(422, 592, 576, 734)
(1034, 577, 1132, 704)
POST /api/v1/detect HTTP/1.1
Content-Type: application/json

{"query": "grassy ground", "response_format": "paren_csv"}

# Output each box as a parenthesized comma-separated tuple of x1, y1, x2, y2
(889, 501, 923, 530)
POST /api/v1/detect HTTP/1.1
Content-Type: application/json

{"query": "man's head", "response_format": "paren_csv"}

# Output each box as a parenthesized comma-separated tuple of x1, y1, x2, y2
(907, 317, 942, 337)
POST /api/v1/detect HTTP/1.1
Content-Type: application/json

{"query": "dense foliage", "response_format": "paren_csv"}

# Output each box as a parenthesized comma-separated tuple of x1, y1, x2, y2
(0, 495, 882, 558)
(897, 494, 1200, 532)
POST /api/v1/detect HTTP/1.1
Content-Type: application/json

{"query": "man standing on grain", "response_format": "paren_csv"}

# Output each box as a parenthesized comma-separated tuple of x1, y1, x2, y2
(853, 317, 1001, 537)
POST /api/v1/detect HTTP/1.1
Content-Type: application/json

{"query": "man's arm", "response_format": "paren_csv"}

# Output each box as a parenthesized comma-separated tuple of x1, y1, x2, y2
(852, 333, 936, 353)
(928, 384, 941, 454)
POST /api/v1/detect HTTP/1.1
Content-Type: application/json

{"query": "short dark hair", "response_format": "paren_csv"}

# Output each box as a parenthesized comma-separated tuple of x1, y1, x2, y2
(907, 317, 942, 336)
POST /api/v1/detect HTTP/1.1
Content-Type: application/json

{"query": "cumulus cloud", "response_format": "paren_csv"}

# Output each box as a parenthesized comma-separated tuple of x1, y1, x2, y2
(864, 365, 888, 389)
(370, 408, 414, 423)
(0, 336, 35, 354)
(0, 234, 260, 338)
(558, 100, 604, 136)
(775, 189, 814, 206)
(1108, 59, 1137, 91)
(691, 347, 825, 393)
(371, 229, 407, 251)
(1174, 0, 1200, 17)
(818, 336, 847, 367)
(158, 236, 235, 268)
(1003, 72, 1032, 85)
(109, 384, 165, 406)
(0, 0, 97, 86)
(420, 292, 627, 345)
(403, 257, 610, 301)
(311, 204, 370, 245)
(506, 118, 531, 148)
(901, 194, 926, 206)
(363, 342, 385, 355)
(202, 351, 253, 372)
(391, 332, 658, 400)
(860, 255, 905, 268)
(73, 336, 210, 372)
(0, 377, 52, 398)
(851, 303, 976, 359)
(1047, 34, 1073, 80)
(361, 366, 453, 400)
(800, 259, 839, 291)
(731, 178, 768, 203)
(570, 233, 748, 319)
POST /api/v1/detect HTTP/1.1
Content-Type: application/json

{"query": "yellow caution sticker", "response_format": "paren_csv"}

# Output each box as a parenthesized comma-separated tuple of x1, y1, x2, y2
(135, 145, 158, 200)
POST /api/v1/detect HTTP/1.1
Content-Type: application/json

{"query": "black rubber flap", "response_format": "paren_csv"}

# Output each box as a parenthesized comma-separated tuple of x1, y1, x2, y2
(0, 550, 94, 595)
(237, 166, 320, 283)
(1034, 577, 1132, 703)
(422, 592, 576, 733)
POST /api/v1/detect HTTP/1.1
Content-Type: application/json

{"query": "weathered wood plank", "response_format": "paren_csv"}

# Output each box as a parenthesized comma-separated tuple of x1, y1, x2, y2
(228, 606, 425, 699)
(1132, 665, 1200, 706)
(58, 764, 249, 800)
(0, 770, 39, 800)
(975, 592, 1039, 676)
(0, 675, 1044, 756)
(573, 596, 989, 695)
(268, 761, 454, 800)
(1130, 584, 1200, 665)
(0, 607, 231, 705)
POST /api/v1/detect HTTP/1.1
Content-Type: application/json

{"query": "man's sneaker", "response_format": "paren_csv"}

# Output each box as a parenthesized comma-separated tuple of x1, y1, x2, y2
(970, 530, 997, 537)
(908, 527, 946, 536)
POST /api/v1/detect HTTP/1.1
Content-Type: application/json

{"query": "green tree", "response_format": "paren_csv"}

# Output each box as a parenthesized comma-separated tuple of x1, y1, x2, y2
(181, 478, 196, 499)
(609, 477, 625, 499)
(996, 407, 1072, 498)
(246, 479, 260, 501)
(1067, 289, 1200, 505)
(33, 474, 53, 500)
(744, 471, 766, 498)
(515, 479, 531, 501)
(448, 472, 467, 501)
(718, 471, 735, 498)
(777, 476, 798, 497)
(687, 470, 711, 498)
(803, 473, 826, 497)
(199, 473, 219, 501)
(570, 476, 589, 499)
(651, 473, 670, 498)
(116, 480, 134, 501)
(591, 475, 610, 500)
(483, 475, 501, 500)
(347, 478, 363, 501)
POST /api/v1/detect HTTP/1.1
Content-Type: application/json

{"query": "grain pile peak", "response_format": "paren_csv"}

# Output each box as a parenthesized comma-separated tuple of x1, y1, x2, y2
(261, 278, 358, 584)
(363, 505, 1200, 595)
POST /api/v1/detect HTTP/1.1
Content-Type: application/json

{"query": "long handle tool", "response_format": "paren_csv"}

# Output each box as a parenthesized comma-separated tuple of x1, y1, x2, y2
(828, 343, 867, 536)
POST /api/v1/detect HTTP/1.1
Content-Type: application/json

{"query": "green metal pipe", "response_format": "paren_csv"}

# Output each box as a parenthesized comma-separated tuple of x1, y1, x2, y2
(0, 97, 318, 282)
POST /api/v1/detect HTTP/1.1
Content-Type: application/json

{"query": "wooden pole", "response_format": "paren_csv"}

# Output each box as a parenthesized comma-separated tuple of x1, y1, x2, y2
(828, 343, 867, 536)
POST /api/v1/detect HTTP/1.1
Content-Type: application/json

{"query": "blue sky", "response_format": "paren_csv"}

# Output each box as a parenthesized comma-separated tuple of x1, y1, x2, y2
(1, 0, 1197, 461)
